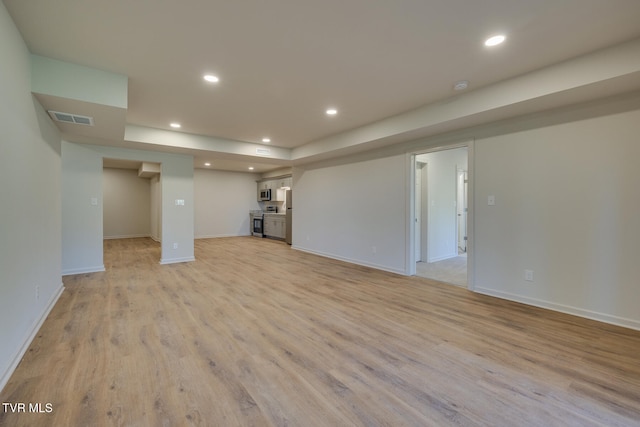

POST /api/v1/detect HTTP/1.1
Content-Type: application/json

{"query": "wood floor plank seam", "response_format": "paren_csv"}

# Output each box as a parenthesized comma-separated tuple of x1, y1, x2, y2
(1, 237, 639, 426)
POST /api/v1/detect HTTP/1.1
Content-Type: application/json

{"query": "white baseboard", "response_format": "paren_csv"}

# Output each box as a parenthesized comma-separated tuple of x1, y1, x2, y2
(103, 234, 150, 240)
(0, 283, 64, 392)
(475, 286, 640, 331)
(292, 246, 406, 276)
(428, 252, 459, 263)
(62, 265, 105, 276)
(195, 233, 250, 239)
(159, 256, 196, 265)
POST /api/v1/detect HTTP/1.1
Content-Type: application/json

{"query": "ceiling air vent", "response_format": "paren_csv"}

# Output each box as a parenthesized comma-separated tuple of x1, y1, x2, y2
(48, 110, 94, 126)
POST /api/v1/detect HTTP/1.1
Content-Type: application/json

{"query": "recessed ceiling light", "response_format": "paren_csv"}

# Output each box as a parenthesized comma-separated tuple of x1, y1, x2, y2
(204, 162, 211, 166)
(262, 137, 271, 143)
(170, 122, 181, 128)
(484, 34, 506, 47)
(248, 166, 254, 170)
(326, 108, 338, 116)
(203, 74, 219, 83)
(453, 80, 469, 91)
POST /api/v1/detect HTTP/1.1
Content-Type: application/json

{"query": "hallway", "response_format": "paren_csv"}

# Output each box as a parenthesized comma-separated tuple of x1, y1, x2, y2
(416, 253, 467, 287)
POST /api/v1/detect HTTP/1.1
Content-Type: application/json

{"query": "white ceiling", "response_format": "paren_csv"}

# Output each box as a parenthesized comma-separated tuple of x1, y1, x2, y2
(5, 0, 640, 172)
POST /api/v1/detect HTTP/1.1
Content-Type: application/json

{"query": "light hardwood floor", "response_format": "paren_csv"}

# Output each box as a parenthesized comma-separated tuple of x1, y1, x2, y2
(1, 237, 639, 426)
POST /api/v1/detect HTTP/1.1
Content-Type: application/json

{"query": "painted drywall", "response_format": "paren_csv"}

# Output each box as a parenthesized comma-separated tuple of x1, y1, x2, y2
(0, 2, 63, 390)
(261, 167, 293, 179)
(31, 54, 128, 108)
(62, 142, 195, 272)
(150, 174, 162, 242)
(156, 154, 195, 264)
(194, 169, 260, 238)
(125, 125, 291, 161)
(291, 97, 640, 329)
(417, 148, 468, 262)
(292, 38, 640, 162)
(293, 154, 407, 274)
(61, 141, 105, 274)
(474, 108, 640, 329)
(103, 168, 151, 239)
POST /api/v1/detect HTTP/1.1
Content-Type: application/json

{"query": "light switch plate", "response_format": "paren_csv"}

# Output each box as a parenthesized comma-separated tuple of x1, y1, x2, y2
(488, 195, 495, 206)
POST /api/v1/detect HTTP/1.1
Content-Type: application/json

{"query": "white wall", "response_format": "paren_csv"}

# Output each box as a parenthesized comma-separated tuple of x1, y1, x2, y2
(61, 142, 105, 273)
(62, 142, 195, 273)
(150, 174, 162, 242)
(292, 99, 640, 329)
(474, 107, 640, 329)
(0, 2, 64, 390)
(103, 168, 151, 239)
(293, 154, 407, 274)
(194, 169, 260, 238)
(417, 147, 468, 262)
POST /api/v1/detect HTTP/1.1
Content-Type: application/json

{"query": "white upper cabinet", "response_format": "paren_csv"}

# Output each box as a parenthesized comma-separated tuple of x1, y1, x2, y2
(257, 176, 291, 201)
(258, 181, 273, 191)
(273, 176, 292, 189)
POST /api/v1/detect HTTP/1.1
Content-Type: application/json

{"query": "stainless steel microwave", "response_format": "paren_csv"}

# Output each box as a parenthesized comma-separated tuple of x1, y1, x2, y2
(260, 188, 271, 201)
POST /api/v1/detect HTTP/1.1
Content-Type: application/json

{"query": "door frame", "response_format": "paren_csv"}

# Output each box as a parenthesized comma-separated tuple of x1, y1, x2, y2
(457, 168, 468, 253)
(102, 158, 163, 266)
(406, 140, 475, 290)
(415, 161, 428, 262)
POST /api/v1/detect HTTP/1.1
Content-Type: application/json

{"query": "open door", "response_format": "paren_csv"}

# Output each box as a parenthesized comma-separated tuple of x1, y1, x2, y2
(457, 169, 468, 253)
(414, 162, 423, 261)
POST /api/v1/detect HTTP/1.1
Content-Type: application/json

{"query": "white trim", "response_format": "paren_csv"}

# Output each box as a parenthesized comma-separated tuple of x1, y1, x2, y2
(62, 265, 105, 276)
(195, 234, 251, 239)
(292, 246, 406, 276)
(427, 253, 460, 263)
(0, 283, 64, 392)
(466, 139, 475, 291)
(103, 234, 150, 240)
(410, 141, 471, 157)
(406, 153, 416, 275)
(408, 140, 475, 291)
(475, 287, 640, 331)
(159, 256, 196, 265)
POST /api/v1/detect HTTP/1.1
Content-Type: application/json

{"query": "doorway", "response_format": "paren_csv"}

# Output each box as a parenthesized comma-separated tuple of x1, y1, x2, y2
(102, 158, 162, 266)
(412, 146, 469, 287)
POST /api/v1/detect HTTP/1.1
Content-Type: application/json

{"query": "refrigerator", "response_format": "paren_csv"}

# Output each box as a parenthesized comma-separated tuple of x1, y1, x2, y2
(285, 189, 292, 245)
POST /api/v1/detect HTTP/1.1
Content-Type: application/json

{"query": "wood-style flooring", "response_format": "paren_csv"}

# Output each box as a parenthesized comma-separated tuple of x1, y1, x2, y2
(1, 237, 639, 426)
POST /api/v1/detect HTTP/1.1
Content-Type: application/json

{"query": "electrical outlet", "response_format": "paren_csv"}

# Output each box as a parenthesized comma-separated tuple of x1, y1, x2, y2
(173, 243, 178, 249)
(524, 270, 534, 282)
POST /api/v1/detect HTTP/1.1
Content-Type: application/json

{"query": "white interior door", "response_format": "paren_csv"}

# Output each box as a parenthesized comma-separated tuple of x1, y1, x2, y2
(419, 162, 428, 261)
(415, 163, 422, 261)
(457, 169, 468, 253)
